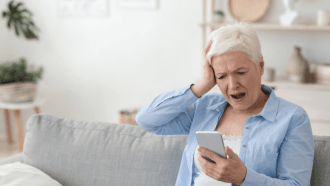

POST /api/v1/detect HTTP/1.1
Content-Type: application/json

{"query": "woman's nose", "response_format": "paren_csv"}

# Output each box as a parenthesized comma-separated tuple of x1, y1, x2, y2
(228, 76, 239, 89)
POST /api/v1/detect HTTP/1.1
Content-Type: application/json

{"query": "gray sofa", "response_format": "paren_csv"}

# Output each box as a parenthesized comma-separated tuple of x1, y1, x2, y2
(0, 113, 329, 186)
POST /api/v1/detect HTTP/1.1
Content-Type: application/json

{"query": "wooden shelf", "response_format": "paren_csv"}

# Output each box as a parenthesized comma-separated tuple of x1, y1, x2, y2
(200, 22, 330, 31)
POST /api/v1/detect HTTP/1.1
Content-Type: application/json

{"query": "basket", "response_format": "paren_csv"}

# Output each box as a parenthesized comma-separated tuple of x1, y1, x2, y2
(0, 82, 38, 103)
(119, 108, 140, 125)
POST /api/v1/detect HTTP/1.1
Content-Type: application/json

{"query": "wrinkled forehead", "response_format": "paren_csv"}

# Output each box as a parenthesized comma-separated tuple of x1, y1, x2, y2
(211, 51, 251, 64)
(211, 52, 257, 71)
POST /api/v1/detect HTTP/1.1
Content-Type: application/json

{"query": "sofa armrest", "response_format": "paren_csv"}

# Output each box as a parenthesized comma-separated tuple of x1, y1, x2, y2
(0, 153, 24, 166)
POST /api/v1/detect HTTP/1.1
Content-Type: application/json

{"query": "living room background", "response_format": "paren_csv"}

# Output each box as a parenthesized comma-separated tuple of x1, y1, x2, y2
(0, 0, 329, 140)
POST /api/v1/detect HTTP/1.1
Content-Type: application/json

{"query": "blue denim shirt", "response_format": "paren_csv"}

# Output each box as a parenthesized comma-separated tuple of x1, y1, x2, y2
(136, 84, 314, 186)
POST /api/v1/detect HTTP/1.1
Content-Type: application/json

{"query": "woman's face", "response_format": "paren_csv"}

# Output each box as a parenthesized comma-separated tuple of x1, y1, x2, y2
(211, 51, 264, 111)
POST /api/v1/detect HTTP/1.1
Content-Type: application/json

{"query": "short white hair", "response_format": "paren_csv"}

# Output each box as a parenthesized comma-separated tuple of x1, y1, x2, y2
(206, 21, 262, 66)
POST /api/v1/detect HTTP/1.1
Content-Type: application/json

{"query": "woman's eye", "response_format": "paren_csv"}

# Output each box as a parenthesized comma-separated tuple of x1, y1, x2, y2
(218, 76, 225, 80)
(238, 72, 245, 75)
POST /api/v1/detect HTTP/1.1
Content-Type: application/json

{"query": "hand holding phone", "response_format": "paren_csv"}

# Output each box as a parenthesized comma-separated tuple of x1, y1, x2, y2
(196, 131, 227, 163)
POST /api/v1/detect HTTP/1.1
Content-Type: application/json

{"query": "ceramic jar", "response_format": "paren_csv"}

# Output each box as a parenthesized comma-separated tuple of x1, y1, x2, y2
(286, 45, 309, 83)
(316, 64, 330, 85)
(317, 10, 330, 26)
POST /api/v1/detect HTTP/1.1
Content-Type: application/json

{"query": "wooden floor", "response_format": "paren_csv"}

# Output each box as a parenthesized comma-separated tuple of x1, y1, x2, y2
(0, 140, 19, 161)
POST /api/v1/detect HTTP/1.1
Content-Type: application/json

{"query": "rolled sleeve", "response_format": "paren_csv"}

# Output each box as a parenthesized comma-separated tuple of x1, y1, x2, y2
(136, 84, 199, 135)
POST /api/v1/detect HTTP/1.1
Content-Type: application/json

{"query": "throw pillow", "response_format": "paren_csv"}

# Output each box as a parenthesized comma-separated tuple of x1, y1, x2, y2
(0, 161, 62, 186)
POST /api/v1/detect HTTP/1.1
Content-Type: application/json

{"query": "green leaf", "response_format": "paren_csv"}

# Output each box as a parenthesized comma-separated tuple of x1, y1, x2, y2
(7, 18, 13, 28)
(4, 0, 39, 40)
(18, 9, 32, 16)
(214, 10, 225, 18)
(14, 23, 20, 36)
(0, 58, 43, 84)
(25, 27, 38, 39)
(21, 17, 37, 28)
(14, 2, 23, 10)
(2, 11, 8, 18)
(21, 26, 28, 38)
(8, 0, 15, 13)
(28, 20, 35, 27)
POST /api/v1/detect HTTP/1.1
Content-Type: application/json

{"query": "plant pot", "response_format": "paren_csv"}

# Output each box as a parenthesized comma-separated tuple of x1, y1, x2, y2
(0, 82, 38, 103)
(213, 14, 224, 22)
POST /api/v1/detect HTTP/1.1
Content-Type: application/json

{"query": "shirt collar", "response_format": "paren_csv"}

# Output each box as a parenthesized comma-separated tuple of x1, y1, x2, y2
(206, 84, 279, 122)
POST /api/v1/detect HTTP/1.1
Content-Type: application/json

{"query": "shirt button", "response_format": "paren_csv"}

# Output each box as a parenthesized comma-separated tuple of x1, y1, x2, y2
(245, 127, 249, 129)
(243, 145, 247, 147)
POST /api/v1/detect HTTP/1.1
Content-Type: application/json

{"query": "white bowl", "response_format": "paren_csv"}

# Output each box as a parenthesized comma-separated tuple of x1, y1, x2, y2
(316, 64, 330, 85)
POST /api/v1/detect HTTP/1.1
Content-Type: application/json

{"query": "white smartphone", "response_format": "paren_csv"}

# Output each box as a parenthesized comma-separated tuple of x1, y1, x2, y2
(196, 131, 227, 163)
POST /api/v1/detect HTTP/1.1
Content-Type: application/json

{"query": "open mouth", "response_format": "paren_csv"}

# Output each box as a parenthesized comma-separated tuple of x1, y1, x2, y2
(231, 93, 245, 99)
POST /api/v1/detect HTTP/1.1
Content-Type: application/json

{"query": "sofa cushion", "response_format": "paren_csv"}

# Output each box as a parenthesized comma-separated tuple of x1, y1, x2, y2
(23, 114, 188, 186)
(311, 135, 330, 186)
(0, 162, 62, 186)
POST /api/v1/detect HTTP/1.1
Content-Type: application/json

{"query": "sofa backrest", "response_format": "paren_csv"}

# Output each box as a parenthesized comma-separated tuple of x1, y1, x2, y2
(311, 135, 330, 186)
(23, 114, 188, 186)
(23, 114, 330, 186)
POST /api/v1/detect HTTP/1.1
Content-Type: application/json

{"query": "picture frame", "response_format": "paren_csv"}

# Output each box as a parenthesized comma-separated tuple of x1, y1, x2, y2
(57, 0, 108, 17)
(118, 0, 158, 9)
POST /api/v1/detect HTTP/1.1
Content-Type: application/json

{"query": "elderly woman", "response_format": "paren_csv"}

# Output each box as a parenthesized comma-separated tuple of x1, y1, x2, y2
(136, 22, 314, 186)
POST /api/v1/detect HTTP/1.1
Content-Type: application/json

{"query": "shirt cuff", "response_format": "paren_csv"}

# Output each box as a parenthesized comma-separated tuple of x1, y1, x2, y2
(240, 167, 262, 186)
(179, 84, 200, 109)
(188, 83, 202, 98)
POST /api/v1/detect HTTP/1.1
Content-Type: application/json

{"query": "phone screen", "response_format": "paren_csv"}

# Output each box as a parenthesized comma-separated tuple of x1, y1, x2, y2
(196, 131, 227, 162)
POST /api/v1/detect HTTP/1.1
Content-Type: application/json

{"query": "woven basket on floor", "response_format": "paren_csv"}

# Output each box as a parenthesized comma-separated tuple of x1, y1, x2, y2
(119, 108, 139, 125)
(0, 82, 38, 103)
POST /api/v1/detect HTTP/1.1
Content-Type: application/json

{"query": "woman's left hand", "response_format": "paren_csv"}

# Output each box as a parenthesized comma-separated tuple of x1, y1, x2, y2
(197, 146, 247, 185)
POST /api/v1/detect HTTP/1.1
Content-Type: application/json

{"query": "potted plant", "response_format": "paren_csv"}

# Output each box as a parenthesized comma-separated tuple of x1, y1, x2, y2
(0, 58, 43, 103)
(213, 10, 225, 22)
(0, 0, 43, 103)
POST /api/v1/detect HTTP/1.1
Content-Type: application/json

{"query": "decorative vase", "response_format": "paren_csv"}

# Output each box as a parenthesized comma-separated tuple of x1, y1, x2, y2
(279, 0, 300, 26)
(286, 45, 309, 83)
(0, 81, 38, 103)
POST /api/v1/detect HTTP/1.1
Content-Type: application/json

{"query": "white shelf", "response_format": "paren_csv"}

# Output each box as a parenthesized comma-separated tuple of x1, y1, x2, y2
(262, 80, 330, 91)
(200, 22, 330, 31)
(208, 81, 330, 94)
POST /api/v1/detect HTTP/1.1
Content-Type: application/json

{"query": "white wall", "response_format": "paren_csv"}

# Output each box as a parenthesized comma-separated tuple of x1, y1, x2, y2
(0, 0, 329, 140)
(0, 0, 203, 140)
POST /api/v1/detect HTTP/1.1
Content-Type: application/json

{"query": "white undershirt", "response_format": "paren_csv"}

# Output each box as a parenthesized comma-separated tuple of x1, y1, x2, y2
(193, 134, 242, 186)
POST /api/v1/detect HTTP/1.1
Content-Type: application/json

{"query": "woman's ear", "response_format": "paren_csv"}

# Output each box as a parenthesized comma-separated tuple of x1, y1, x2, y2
(259, 56, 264, 76)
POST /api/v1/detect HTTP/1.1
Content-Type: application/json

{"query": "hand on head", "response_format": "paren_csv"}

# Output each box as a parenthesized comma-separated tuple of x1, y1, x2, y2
(202, 40, 217, 87)
(190, 40, 217, 98)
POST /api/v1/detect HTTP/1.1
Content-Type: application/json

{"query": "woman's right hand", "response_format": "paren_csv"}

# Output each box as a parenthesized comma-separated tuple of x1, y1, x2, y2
(191, 40, 217, 98)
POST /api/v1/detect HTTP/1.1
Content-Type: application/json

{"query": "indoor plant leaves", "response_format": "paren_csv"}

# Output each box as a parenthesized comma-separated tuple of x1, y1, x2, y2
(2, 0, 39, 40)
